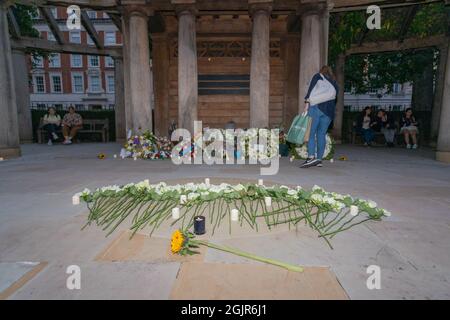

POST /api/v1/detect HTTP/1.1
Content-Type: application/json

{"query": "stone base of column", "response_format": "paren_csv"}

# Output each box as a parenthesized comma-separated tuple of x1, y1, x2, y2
(436, 151, 450, 163)
(0, 147, 21, 159)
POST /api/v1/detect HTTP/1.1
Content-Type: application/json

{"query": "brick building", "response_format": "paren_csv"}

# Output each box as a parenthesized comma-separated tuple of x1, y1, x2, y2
(29, 7, 123, 111)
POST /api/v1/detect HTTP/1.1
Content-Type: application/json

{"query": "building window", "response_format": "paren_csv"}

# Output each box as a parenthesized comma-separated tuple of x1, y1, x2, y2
(87, 11, 96, 19)
(106, 74, 115, 93)
(89, 75, 101, 92)
(50, 7, 57, 19)
(75, 104, 85, 110)
(69, 31, 81, 44)
(104, 31, 116, 46)
(50, 74, 62, 93)
(33, 75, 46, 93)
(71, 54, 83, 68)
(32, 56, 44, 68)
(47, 32, 56, 41)
(392, 83, 402, 94)
(88, 55, 100, 68)
(72, 73, 84, 93)
(105, 56, 114, 68)
(48, 53, 61, 68)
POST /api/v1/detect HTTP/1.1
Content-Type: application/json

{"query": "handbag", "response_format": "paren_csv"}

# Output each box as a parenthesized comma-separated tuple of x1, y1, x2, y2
(308, 74, 336, 106)
(286, 112, 312, 145)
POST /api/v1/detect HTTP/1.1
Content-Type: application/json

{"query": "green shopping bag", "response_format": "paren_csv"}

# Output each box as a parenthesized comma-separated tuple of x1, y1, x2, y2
(286, 112, 312, 145)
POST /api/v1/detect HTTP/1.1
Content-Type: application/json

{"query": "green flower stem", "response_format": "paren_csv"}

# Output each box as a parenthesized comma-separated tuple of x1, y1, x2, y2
(193, 240, 304, 273)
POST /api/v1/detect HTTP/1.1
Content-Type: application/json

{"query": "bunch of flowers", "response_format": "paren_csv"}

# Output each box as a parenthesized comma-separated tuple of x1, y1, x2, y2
(171, 229, 304, 272)
(77, 180, 391, 248)
(289, 133, 335, 160)
(120, 131, 172, 160)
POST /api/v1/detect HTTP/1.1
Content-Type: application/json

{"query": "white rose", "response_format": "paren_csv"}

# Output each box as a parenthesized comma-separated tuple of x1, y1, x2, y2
(350, 205, 359, 216)
(367, 200, 377, 208)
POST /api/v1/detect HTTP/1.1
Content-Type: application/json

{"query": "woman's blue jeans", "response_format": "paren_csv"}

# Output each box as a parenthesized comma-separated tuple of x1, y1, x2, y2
(307, 106, 331, 160)
(361, 128, 374, 143)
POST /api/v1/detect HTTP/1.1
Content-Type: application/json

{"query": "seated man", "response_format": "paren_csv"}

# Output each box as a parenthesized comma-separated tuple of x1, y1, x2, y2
(62, 106, 83, 145)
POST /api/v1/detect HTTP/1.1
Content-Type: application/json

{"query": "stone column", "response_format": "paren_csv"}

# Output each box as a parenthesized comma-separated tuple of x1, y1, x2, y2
(128, 9, 153, 134)
(114, 57, 126, 142)
(0, 6, 21, 158)
(175, 4, 198, 134)
(249, 0, 272, 128)
(297, 2, 328, 114)
(152, 34, 170, 137)
(282, 34, 300, 128)
(121, 12, 133, 135)
(430, 44, 448, 142)
(332, 54, 345, 143)
(12, 49, 33, 143)
(436, 42, 450, 163)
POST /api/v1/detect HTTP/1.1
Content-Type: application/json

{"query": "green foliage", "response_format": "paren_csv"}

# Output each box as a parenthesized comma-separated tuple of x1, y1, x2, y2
(329, 3, 447, 94)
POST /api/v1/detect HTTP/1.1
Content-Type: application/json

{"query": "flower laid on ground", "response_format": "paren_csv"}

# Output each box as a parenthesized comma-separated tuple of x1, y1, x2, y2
(120, 131, 172, 160)
(79, 181, 391, 249)
(97, 153, 106, 160)
(172, 229, 304, 272)
(339, 156, 348, 161)
(289, 134, 335, 160)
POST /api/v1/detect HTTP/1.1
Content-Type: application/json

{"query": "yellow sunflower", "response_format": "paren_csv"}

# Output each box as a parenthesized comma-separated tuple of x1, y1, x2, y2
(171, 230, 184, 253)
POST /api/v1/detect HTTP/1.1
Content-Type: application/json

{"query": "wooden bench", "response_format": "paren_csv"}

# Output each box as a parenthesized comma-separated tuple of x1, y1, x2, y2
(348, 119, 422, 145)
(37, 118, 109, 143)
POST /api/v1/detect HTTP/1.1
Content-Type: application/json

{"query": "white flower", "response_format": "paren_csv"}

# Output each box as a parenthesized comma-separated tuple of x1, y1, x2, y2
(312, 185, 322, 192)
(350, 205, 359, 216)
(188, 192, 200, 201)
(180, 195, 187, 204)
(367, 200, 377, 208)
(383, 209, 392, 217)
(81, 188, 91, 196)
(287, 189, 297, 196)
(311, 193, 323, 203)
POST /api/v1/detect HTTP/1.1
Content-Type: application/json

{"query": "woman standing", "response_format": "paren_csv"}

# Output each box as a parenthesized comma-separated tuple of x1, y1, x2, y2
(42, 107, 61, 146)
(356, 107, 376, 146)
(300, 66, 339, 168)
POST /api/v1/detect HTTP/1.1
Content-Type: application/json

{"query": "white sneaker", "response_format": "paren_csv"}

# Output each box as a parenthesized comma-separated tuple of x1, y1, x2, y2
(63, 139, 72, 145)
(412, 144, 418, 149)
(52, 132, 58, 140)
(406, 144, 412, 149)
(47, 139, 53, 146)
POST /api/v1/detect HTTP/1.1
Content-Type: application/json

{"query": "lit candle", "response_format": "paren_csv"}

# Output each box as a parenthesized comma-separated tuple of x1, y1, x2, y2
(72, 194, 80, 205)
(258, 179, 264, 186)
(264, 196, 272, 207)
(180, 195, 187, 205)
(113, 154, 117, 159)
(231, 209, 239, 221)
(172, 207, 180, 219)
(205, 178, 210, 186)
(350, 205, 359, 216)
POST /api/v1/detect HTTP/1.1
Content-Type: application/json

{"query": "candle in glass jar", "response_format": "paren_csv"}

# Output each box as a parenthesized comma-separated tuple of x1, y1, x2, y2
(194, 216, 206, 235)
(205, 178, 210, 186)
(258, 179, 264, 186)
(172, 207, 180, 219)
(264, 196, 272, 207)
(231, 209, 239, 221)
(72, 194, 80, 205)
(180, 195, 187, 204)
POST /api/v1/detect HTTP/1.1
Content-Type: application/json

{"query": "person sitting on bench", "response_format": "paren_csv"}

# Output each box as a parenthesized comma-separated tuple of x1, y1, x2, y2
(62, 106, 83, 145)
(42, 107, 61, 146)
(400, 108, 419, 149)
(373, 109, 396, 147)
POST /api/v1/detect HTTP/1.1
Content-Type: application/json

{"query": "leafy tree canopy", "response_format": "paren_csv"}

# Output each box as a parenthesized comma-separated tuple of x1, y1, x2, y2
(329, 3, 448, 94)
